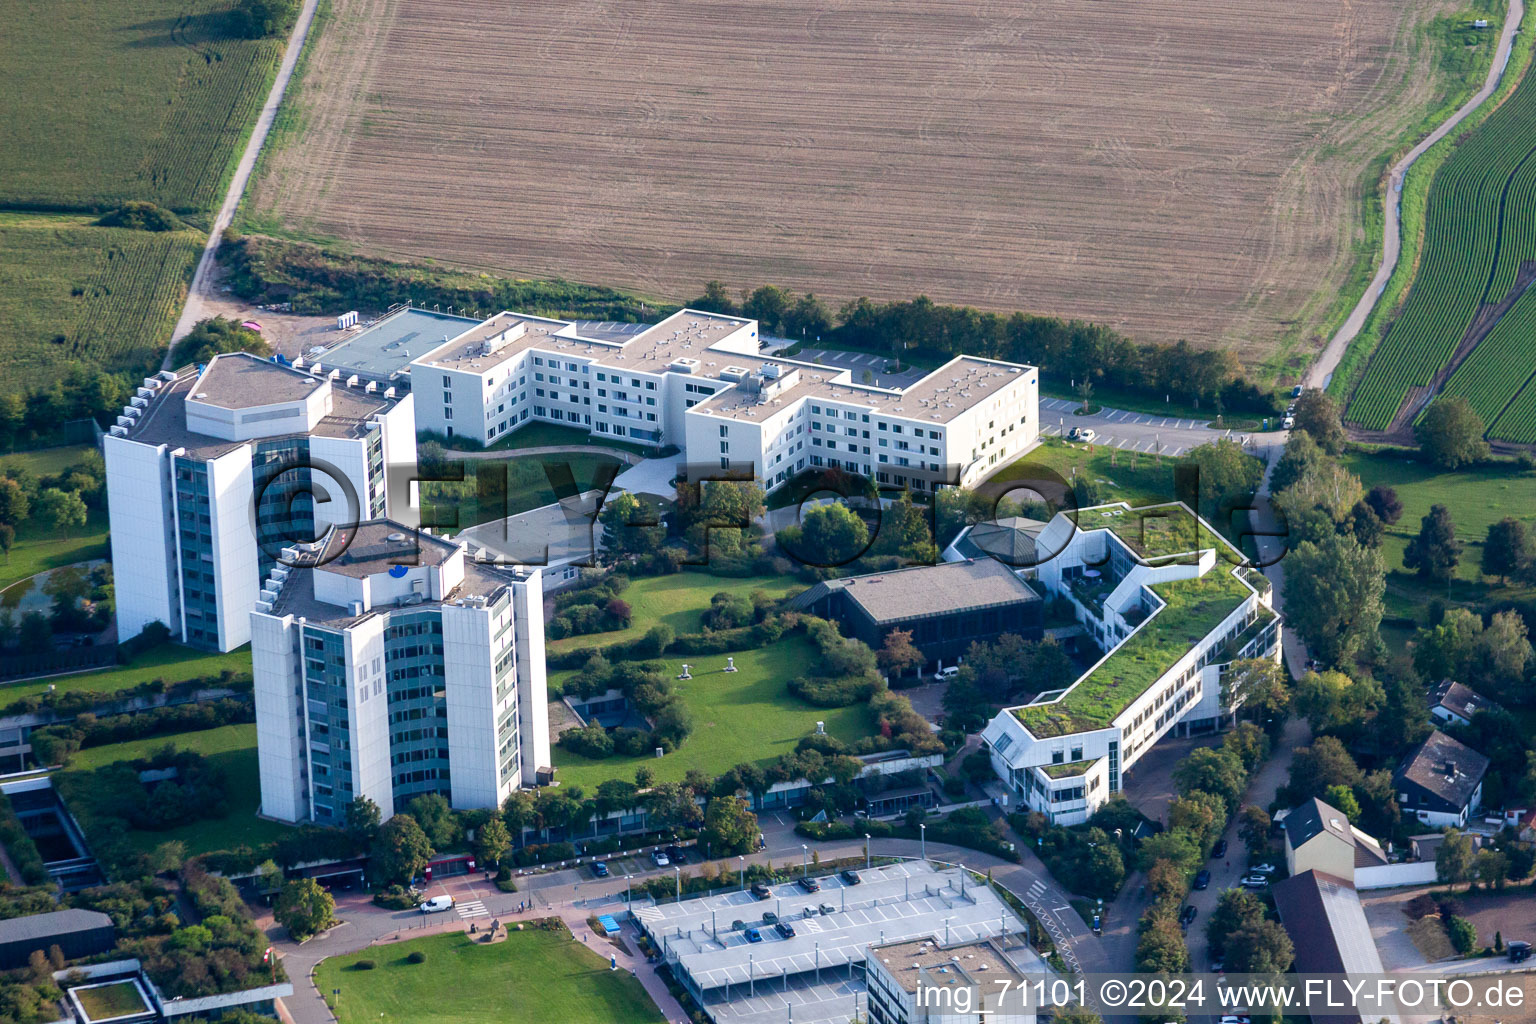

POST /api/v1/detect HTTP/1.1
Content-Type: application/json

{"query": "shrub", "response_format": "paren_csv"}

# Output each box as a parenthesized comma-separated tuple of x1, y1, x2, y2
(788, 672, 883, 707)
(1446, 915, 1478, 955)
(352, 959, 376, 971)
(406, 951, 427, 964)
(96, 202, 184, 232)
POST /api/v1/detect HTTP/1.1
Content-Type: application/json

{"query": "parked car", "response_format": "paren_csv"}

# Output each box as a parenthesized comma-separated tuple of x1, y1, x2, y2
(933, 665, 960, 681)
(819, 903, 836, 916)
(1220, 1016, 1251, 1024)
(744, 927, 763, 943)
(591, 861, 610, 878)
(796, 876, 821, 893)
(1210, 958, 1225, 974)
(1069, 427, 1097, 442)
(651, 850, 670, 867)
(1292, 385, 1304, 398)
(1250, 863, 1277, 875)
(1509, 940, 1531, 962)
(1211, 839, 1227, 859)
(775, 921, 796, 939)
(1282, 416, 1295, 429)
(419, 895, 455, 914)
(751, 881, 772, 900)
(665, 845, 687, 864)
(1180, 904, 1197, 926)
(1240, 874, 1269, 889)
(762, 911, 779, 925)
(840, 870, 862, 886)
(1194, 869, 1211, 891)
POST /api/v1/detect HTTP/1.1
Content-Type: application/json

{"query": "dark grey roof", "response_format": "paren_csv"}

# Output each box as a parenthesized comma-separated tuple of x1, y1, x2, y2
(1396, 730, 1490, 809)
(0, 909, 112, 944)
(953, 517, 1051, 566)
(1284, 797, 1387, 868)
(1271, 870, 1384, 981)
(791, 558, 1039, 623)
(1431, 679, 1500, 720)
(321, 520, 461, 578)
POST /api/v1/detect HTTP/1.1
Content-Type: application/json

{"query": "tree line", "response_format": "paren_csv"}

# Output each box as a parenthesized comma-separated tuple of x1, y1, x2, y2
(692, 283, 1282, 415)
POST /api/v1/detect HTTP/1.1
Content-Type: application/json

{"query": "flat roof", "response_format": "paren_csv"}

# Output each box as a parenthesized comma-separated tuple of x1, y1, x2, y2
(318, 307, 482, 379)
(869, 935, 1033, 995)
(0, 908, 111, 943)
(405, 304, 1035, 427)
(692, 355, 1030, 425)
(634, 863, 1024, 994)
(412, 307, 756, 378)
(1009, 503, 1259, 738)
(121, 367, 400, 460)
(319, 520, 461, 578)
(191, 353, 324, 409)
(795, 558, 1039, 624)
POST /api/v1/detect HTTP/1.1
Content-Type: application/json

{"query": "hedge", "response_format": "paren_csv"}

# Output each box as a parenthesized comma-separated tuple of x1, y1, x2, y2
(0, 792, 50, 886)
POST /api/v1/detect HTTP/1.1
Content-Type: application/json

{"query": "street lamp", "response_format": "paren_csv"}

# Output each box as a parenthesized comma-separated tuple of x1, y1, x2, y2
(624, 874, 633, 904)
(919, 823, 926, 864)
(802, 844, 809, 876)
(674, 865, 681, 901)
(738, 855, 746, 891)
(864, 833, 871, 871)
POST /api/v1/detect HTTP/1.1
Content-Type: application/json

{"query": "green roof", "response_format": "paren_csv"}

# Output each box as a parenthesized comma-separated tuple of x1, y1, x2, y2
(1013, 567, 1253, 738)
(1087, 502, 1227, 562)
(1038, 758, 1098, 779)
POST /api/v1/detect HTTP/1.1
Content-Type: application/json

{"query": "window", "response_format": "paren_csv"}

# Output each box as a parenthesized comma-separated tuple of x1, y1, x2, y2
(441, 375, 451, 387)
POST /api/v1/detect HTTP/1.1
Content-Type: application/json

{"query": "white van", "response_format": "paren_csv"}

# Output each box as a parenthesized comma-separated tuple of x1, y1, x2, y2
(419, 895, 455, 914)
(933, 665, 960, 681)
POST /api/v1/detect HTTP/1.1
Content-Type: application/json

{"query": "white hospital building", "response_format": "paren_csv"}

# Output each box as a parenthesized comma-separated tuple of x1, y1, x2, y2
(103, 354, 417, 653)
(395, 307, 1037, 494)
(977, 502, 1281, 824)
(250, 520, 549, 824)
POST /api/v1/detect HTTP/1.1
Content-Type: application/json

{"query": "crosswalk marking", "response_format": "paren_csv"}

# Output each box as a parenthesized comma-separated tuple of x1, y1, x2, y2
(457, 899, 489, 919)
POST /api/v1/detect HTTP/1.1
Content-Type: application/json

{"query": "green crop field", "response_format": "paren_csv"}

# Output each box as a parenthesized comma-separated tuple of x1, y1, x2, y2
(0, 0, 284, 214)
(0, 0, 291, 392)
(0, 215, 203, 389)
(1346, 60, 1536, 438)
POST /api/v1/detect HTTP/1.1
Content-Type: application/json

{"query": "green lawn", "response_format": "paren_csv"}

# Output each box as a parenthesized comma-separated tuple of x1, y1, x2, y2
(422, 451, 623, 528)
(73, 981, 150, 1019)
(995, 437, 1182, 509)
(552, 635, 872, 791)
(0, 444, 110, 591)
(490, 420, 657, 457)
(1344, 451, 1536, 619)
(316, 931, 664, 1024)
(548, 570, 802, 655)
(60, 723, 295, 857)
(0, 643, 250, 705)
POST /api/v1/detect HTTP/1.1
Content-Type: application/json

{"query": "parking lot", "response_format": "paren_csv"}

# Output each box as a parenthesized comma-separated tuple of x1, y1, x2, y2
(785, 347, 927, 389)
(634, 862, 1036, 1024)
(1036, 396, 1251, 456)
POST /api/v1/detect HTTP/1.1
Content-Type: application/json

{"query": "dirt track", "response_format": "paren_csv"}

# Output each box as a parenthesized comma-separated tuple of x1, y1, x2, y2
(248, 0, 1466, 364)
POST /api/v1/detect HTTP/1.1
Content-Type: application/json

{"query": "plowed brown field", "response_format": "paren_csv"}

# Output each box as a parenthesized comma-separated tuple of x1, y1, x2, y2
(248, 0, 1459, 363)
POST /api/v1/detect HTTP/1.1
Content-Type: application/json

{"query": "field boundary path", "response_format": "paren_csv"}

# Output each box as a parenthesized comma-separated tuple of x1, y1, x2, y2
(165, 0, 324, 357)
(1306, 0, 1525, 391)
